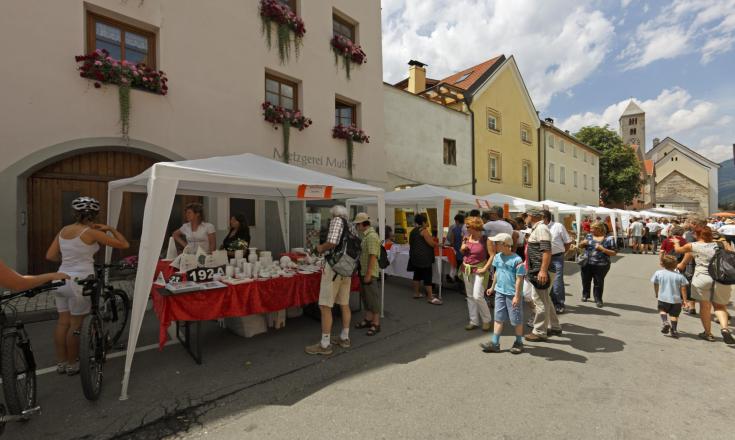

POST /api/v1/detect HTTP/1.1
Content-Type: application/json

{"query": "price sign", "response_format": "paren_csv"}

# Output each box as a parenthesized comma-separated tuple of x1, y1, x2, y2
(169, 273, 185, 283)
(297, 185, 333, 199)
(186, 266, 225, 283)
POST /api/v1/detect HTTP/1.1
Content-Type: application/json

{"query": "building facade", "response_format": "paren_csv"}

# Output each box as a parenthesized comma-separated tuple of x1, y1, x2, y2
(383, 76, 472, 192)
(0, 0, 386, 271)
(539, 119, 600, 206)
(647, 137, 720, 216)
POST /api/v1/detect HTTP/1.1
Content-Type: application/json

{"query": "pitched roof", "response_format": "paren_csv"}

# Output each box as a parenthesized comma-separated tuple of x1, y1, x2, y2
(439, 55, 505, 91)
(648, 137, 721, 168)
(621, 100, 644, 117)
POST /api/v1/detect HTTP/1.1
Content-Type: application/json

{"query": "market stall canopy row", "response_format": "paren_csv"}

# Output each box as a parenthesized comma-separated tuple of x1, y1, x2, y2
(107, 153, 386, 400)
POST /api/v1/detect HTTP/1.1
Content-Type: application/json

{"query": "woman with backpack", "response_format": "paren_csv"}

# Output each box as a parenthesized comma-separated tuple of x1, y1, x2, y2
(408, 214, 441, 305)
(460, 216, 494, 331)
(672, 225, 734, 344)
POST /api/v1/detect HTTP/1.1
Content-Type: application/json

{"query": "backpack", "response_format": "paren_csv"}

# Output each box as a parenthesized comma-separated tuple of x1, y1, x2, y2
(326, 217, 362, 278)
(708, 243, 735, 285)
(378, 242, 390, 269)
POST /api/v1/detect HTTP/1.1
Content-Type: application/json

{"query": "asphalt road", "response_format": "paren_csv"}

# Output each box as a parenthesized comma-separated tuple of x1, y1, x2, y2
(2, 251, 734, 440)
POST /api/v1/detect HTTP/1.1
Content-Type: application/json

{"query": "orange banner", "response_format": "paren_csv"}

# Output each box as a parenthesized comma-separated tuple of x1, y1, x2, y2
(442, 198, 452, 229)
(503, 203, 510, 219)
(297, 185, 333, 199)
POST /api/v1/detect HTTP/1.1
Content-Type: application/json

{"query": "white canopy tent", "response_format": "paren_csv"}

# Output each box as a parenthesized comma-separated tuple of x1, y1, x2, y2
(346, 184, 487, 298)
(581, 206, 620, 239)
(541, 201, 596, 244)
(483, 193, 543, 212)
(637, 210, 676, 219)
(649, 207, 689, 216)
(106, 153, 386, 400)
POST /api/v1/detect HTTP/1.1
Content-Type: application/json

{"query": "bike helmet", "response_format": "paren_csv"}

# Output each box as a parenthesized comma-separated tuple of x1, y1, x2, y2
(71, 196, 101, 212)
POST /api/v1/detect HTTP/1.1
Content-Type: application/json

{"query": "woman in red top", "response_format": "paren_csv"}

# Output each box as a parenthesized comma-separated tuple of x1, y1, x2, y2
(581, 217, 592, 234)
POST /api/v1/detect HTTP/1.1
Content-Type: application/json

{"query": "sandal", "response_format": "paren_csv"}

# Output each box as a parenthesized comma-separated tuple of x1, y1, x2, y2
(354, 320, 372, 329)
(698, 332, 715, 342)
(427, 296, 443, 305)
(366, 324, 381, 336)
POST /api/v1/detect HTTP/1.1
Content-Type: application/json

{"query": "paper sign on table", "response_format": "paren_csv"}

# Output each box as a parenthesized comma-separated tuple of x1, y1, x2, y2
(165, 237, 178, 260)
(297, 185, 333, 199)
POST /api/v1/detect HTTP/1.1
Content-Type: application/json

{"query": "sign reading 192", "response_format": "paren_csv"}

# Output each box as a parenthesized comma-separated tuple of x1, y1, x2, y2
(186, 266, 225, 282)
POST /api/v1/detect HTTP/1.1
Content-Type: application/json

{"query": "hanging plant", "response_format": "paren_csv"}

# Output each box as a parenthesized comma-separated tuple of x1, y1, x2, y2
(259, 0, 306, 64)
(332, 124, 369, 177)
(262, 102, 312, 163)
(330, 35, 367, 80)
(75, 48, 168, 139)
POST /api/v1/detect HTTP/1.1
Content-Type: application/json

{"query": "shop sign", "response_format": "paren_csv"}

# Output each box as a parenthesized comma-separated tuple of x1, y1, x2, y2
(297, 185, 333, 199)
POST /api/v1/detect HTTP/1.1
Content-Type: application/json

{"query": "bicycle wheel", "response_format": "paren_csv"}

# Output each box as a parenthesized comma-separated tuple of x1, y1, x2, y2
(104, 289, 130, 347)
(0, 404, 6, 436)
(0, 332, 37, 416)
(79, 315, 104, 401)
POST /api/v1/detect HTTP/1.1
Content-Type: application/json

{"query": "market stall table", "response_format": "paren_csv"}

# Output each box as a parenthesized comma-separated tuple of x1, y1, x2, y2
(151, 260, 359, 363)
(384, 245, 456, 287)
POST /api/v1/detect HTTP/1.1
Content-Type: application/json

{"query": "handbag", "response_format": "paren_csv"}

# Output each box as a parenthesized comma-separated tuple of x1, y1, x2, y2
(576, 252, 588, 268)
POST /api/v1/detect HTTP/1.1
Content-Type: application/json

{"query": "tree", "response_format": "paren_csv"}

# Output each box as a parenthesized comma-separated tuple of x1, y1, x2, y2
(575, 125, 643, 205)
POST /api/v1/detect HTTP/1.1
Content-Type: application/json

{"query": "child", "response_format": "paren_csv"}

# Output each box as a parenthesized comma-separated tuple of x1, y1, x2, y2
(651, 255, 689, 338)
(481, 233, 526, 354)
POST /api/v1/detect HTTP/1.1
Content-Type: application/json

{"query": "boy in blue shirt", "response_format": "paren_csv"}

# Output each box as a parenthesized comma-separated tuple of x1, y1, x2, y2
(651, 255, 689, 338)
(481, 233, 526, 354)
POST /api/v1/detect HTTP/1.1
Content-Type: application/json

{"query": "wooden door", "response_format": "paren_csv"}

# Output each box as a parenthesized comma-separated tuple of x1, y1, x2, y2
(27, 151, 158, 274)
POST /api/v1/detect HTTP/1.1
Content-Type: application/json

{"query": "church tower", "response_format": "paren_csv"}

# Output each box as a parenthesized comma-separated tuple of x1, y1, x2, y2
(619, 100, 645, 152)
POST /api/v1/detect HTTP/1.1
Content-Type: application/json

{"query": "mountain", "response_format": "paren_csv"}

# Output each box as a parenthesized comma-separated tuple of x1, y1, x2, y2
(720, 158, 735, 208)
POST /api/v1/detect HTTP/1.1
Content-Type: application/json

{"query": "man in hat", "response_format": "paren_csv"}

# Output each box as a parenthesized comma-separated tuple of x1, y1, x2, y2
(483, 205, 514, 238)
(353, 212, 382, 336)
(524, 208, 562, 342)
(717, 219, 735, 247)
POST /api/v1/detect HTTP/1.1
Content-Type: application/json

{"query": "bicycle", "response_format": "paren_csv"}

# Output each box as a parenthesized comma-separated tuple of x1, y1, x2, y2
(0, 281, 65, 434)
(76, 264, 131, 401)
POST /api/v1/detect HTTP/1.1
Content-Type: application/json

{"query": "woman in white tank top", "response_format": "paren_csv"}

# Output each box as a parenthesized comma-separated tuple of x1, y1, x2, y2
(45, 197, 129, 375)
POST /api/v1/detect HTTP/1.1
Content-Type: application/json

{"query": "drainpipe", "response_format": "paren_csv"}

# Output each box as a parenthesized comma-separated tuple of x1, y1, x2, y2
(537, 126, 543, 201)
(466, 96, 476, 195)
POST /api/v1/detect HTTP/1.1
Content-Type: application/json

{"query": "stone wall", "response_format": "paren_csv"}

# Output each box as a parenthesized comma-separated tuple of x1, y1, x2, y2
(655, 171, 709, 216)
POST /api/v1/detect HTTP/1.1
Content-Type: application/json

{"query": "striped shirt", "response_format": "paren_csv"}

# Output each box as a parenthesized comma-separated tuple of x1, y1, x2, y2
(526, 221, 551, 274)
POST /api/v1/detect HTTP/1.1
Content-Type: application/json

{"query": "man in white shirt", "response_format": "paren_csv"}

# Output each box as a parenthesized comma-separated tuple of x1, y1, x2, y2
(483, 206, 514, 237)
(718, 219, 735, 247)
(543, 210, 572, 314)
(628, 218, 644, 254)
(645, 219, 662, 253)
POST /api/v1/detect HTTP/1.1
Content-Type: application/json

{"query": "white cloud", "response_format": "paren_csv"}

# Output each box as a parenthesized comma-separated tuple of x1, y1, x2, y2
(558, 87, 733, 162)
(621, 0, 634, 7)
(621, 0, 735, 69)
(380, 0, 615, 110)
(697, 144, 733, 164)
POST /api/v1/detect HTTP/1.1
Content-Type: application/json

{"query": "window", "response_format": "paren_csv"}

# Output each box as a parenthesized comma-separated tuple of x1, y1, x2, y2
(520, 123, 532, 144)
(548, 163, 555, 182)
(487, 108, 501, 133)
(583, 174, 588, 190)
(573, 171, 578, 187)
(583, 151, 587, 162)
(87, 12, 156, 67)
(265, 73, 298, 110)
(559, 139, 565, 153)
(572, 145, 577, 158)
(560, 166, 566, 185)
(454, 72, 472, 84)
(443, 139, 457, 166)
(548, 135, 555, 149)
(488, 151, 501, 181)
(591, 154, 595, 165)
(629, 117, 637, 125)
(335, 98, 356, 127)
(630, 127, 637, 135)
(591, 176, 596, 192)
(333, 14, 355, 41)
(522, 160, 532, 187)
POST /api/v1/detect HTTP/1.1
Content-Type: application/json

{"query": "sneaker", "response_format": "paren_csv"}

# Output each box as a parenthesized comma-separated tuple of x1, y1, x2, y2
(595, 301, 604, 308)
(480, 341, 500, 353)
(481, 322, 492, 332)
(661, 323, 671, 334)
(66, 363, 80, 376)
(555, 305, 565, 314)
(465, 323, 479, 331)
(524, 333, 548, 342)
(335, 337, 351, 349)
(510, 341, 524, 354)
(305, 343, 333, 355)
(670, 330, 680, 339)
(526, 318, 534, 329)
(547, 328, 563, 337)
(581, 297, 588, 303)
(56, 363, 67, 375)
(721, 329, 735, 345)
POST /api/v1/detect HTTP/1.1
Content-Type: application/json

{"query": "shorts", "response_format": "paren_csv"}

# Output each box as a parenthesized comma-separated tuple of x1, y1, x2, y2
(412, 266, 433, 286)
(690, 274, 732, 305)
(318, 264, 352, 307)
(648, 233, 659, 242)
(641, 235, 650, 245)
(631, 236, 642, 245)
(54, 279, 91, 316)
(360, 278, 382, 314)
(494, 294, 523, 326)
(658, 301, 682, 317)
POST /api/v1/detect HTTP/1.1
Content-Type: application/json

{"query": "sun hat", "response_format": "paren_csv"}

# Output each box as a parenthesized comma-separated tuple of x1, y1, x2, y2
(489, 233, 513, 246)
(353, 212, 371, 224)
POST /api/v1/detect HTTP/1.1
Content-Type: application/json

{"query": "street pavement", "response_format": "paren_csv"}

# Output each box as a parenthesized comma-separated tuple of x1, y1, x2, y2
(3, 251, 734, 440)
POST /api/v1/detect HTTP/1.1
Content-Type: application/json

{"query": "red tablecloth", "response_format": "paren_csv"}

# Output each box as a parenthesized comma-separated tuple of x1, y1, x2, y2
(151, 260, 359, 348)
(435, 246, 457, 268)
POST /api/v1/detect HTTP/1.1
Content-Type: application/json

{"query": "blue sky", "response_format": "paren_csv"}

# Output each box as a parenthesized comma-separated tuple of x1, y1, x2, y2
(381, 0, 735, 162)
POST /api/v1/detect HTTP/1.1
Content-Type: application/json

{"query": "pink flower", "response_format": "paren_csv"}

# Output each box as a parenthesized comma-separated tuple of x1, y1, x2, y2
(94, 60, 102, 66)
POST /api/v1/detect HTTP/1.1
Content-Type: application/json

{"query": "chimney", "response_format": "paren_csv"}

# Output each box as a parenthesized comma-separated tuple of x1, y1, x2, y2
(407, 60, 427, 94)
(565, 130, 570, 134)
(544, 117, 554, 125)
(653, 137, 660, 147)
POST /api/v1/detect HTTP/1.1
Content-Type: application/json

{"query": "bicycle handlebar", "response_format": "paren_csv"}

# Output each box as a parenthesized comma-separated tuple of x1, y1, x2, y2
(0, 280, 66, 302)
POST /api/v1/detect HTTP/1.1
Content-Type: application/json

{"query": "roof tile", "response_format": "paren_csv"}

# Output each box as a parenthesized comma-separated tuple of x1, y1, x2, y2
(439, 56, 504, 91)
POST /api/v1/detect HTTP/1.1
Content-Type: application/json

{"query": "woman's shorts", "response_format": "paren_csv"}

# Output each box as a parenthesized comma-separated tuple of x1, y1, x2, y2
(55, 279, 91, 316)
(691, 274, 732, 305)
(412, 266, 433, 286)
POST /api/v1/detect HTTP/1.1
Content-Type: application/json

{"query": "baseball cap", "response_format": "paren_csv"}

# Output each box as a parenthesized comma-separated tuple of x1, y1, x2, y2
(526, 208, 544, 217)
(489, 232, 513, 246)
(353, 212, 371, 224)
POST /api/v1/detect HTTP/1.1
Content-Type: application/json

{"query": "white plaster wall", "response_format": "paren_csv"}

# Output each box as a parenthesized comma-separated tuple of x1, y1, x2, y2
(383, 85, 472, 192)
